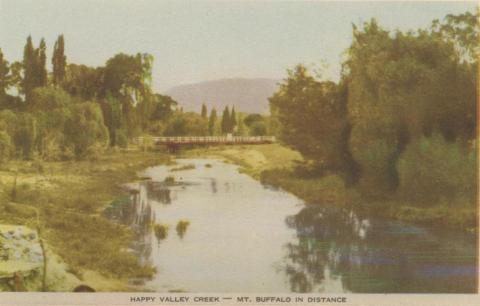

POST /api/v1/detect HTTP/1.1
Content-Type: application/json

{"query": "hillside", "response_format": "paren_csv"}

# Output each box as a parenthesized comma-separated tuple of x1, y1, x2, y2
(165, 78, 279, 114)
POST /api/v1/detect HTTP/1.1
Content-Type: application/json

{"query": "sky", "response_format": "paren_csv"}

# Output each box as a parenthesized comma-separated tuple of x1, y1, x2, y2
(0, 0, 477, 92)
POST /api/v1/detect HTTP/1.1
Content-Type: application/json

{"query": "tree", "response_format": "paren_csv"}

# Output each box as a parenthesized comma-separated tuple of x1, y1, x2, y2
(229, 106, 237, 133)
(221, 106, 230, 134)
(164, 112, 208, 136)
(52, 35, 67, 86)
(208, 108, 217, 135)
(249, 121, 267, 136)
(150, 94, 176, 121)
(0, 49, 10, 98)
(63, 64, 104, 100)
(13, 113, 37, 160)
(237, 113, 246, 136)
(100, 96, 123, 147)
(270, 65, 355, 180)
(22, 36, 36, 101)
(243, 114, 264, 127)
(103, 53, 152, 100)
(201, 103, 208, 119)
(36, 38, 48, 87)
(64, 102, 109, 158)
(345, 17, 476, 196)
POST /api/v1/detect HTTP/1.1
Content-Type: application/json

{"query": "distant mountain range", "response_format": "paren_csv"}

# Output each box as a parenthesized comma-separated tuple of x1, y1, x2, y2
(165, 78, 280, 114)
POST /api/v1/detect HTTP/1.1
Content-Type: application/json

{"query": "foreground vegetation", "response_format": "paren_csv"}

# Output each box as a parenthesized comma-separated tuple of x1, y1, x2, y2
(0, 149, 169, 290)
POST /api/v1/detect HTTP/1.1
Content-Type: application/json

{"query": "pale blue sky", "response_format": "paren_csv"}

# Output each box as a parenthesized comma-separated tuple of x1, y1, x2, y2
(0, 1, 477, 92)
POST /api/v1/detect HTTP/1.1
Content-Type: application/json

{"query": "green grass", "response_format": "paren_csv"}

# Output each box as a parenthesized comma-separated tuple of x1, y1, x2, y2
(0, 149, 170, 290)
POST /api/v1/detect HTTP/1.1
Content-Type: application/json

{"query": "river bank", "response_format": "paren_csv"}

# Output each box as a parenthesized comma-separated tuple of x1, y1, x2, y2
(182, 144, 477, 234)
(0, 149, 171, 291)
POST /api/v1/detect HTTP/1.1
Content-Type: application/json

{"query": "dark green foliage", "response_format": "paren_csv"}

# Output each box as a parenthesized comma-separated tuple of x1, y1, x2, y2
(36, 39, 48, 88)
(249, 121, 267, 136)
(147, 94, 176, 121)
(164, 112, 208, 136)
(64, 102, 109, 158)
(22, 37, 48, 102)
(270, 11, 477, 206)
(243, 114, 264, 127)
(346, 17, 476, 196)
(22, 36, 36, 101)
(201, 103, 207, 119)
(13, 113, 36, 160)
(103, 53, 152, 100)
(0, 49, 10, 98)
(52, 35, 67, 87)
(221, 106, 230, 134)
(63, 64, 104, 100)
(270, 65, 356, 179)
(230, 106, 237, 132)
(208, 108, 217, 135)
(397, 134, 476, 205)
(115, 129, 128, 148)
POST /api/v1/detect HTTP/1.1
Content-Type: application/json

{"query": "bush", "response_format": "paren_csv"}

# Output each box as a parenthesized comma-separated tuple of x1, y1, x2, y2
(397, 134, 476, 206)
(114, 129, 128, 148)
(0, 130, 12, 161)
(249, 121, 267, 136)
(64, 102, 109, 159)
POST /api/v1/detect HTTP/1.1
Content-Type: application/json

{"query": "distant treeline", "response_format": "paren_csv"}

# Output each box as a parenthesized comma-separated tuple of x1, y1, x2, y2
(269, 12, 478, 205)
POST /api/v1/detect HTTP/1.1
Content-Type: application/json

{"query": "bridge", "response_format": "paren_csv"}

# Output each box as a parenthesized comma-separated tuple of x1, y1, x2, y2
(135, 135, 275, 151)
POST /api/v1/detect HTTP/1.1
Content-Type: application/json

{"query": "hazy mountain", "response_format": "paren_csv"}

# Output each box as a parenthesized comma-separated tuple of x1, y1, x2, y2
(165, 78, 280, 114)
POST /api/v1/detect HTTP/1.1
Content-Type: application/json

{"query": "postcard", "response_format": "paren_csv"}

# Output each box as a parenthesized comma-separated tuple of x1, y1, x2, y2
(0, 1, 478, 305)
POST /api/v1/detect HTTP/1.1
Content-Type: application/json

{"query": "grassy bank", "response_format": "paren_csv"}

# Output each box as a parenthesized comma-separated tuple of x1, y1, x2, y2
(0, 148, 170, 291)
(183, 144, 476, 233)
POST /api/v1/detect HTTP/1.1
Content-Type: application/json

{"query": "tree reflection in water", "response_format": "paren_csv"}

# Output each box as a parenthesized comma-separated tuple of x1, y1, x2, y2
(282, 205, 477, 293)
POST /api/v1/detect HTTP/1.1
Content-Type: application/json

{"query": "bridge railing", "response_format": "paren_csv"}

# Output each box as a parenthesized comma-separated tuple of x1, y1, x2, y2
(135, 135, 276, 145)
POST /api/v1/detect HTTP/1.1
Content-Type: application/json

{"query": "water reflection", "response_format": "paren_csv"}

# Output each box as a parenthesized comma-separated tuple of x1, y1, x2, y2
(282, 205, 477, 293)
(103, 159, 477, 293)
(146, 182, 172, 204)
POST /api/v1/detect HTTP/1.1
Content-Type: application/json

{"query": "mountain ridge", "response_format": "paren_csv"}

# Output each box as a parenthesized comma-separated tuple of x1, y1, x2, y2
(165, 78, 280, 114)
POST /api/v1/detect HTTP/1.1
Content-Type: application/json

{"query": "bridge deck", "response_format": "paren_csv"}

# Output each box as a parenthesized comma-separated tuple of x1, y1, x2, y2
(136, 136, 276, 145)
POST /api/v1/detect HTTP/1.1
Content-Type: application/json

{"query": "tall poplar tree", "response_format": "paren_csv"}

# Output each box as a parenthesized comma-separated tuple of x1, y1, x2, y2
(208, 108, 217, 135)
(230, 106, 237, 133)
(201, 103, 208, 119)
(221, 106, 230, 134)
(22, 36, 36, 100)
(37, 38, 48, 87)
(52, 35, 66, 86)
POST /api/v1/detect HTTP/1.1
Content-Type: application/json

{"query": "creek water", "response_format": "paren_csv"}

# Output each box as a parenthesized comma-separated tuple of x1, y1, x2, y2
(104, 158, 477, 293)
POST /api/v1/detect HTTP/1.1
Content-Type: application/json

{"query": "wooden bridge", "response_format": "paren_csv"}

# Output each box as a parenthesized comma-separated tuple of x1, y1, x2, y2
(135, 135, 275, 149)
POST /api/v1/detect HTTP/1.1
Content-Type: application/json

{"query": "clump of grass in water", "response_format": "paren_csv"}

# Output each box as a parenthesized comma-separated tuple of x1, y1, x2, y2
(205, 163, 212, 168)
(176, 220, 190, 239)
(170, 164, 195, 172)
(154, 224, 169, 241)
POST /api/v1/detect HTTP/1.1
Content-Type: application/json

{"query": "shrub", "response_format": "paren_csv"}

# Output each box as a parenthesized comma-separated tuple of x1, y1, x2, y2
(0, 130, 12, 161)
(397, 134, 476, 206)
(64, 102, 109, 159)
(114, 129, 128, 148)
